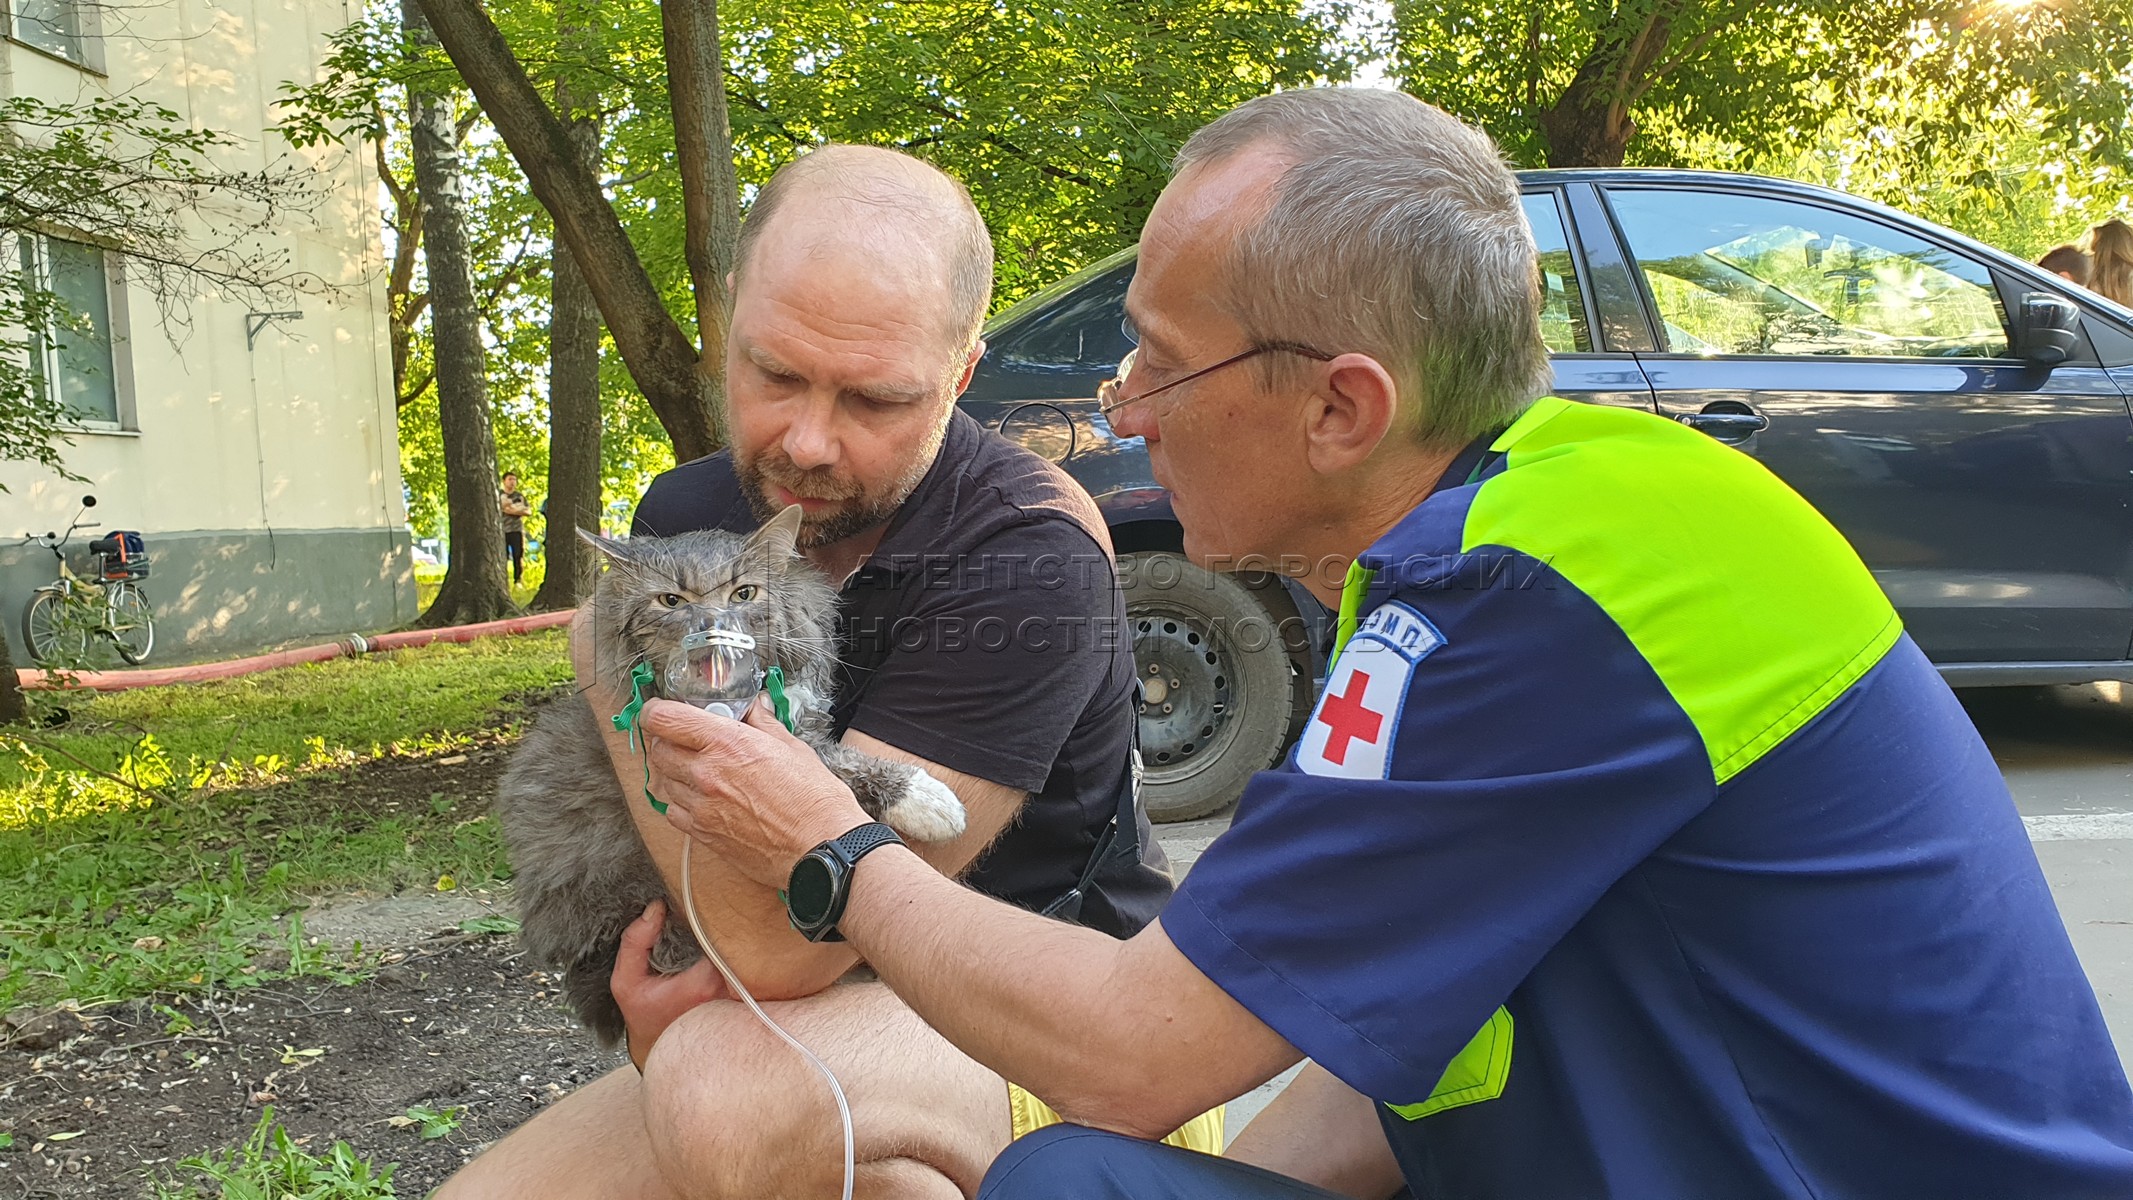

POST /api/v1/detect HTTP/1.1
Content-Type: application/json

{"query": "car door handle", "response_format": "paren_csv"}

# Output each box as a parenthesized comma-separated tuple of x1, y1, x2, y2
(1676, 407, 1769, 443)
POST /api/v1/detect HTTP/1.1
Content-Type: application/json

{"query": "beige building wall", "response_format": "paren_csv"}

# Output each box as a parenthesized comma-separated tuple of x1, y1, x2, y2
(0, 0, 417, 659)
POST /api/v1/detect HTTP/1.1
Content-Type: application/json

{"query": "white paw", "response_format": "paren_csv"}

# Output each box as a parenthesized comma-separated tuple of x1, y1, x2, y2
(885, 771, 966, 842)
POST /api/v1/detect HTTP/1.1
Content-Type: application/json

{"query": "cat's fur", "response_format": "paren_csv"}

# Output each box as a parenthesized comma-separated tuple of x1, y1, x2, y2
(493, 506, 965, 1046)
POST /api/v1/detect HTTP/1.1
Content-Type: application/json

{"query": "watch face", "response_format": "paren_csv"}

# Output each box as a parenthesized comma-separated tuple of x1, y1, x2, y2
(787, 853, 838, 928)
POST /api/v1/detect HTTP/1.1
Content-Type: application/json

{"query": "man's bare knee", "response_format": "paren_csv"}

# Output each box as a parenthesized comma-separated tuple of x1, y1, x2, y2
(643, 1001, 849, 1198)
(437, 1069, 673, 1200)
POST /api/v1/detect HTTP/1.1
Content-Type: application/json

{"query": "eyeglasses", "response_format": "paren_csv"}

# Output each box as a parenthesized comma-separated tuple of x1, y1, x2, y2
(1099, 315, 1334, 419)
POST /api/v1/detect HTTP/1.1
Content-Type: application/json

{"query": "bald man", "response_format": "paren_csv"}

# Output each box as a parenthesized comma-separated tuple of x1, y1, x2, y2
(438, 146, 1181, 1199)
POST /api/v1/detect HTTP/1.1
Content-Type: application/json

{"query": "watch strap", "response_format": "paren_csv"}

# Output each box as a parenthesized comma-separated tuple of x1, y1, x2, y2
(795, 821, 903, 942)
(828, 821, 903, 868)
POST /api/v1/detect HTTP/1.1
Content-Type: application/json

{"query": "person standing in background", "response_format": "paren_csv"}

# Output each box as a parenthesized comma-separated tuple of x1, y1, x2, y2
(2081, 220, 2133, 306)
(499, 471, 533, 585)
(2038, 243, 2092, 286)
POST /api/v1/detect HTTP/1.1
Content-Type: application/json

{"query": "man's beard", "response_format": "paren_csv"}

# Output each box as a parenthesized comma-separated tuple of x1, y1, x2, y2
(735, 420, 948, 550)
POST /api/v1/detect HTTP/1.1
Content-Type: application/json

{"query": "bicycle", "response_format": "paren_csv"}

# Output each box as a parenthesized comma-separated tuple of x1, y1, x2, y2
(19, 493, 154, 666)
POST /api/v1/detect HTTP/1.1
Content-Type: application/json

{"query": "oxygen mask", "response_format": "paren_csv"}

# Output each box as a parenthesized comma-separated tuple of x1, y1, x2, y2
(664, 610, 765, 719)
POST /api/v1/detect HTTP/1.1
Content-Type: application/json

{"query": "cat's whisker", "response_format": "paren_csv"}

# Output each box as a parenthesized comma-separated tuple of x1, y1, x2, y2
(778, 638, 849, 674)
(778, 635, 844, 660)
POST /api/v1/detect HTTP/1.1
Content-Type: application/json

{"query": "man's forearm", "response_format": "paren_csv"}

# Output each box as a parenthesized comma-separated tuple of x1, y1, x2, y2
(608, 721, 859, 998)
(840, 845, 1299, 1139)
(1226, 1062, 1405, 1199)
(624, 689, 1301, 1129)
(625, 791, 861, 998)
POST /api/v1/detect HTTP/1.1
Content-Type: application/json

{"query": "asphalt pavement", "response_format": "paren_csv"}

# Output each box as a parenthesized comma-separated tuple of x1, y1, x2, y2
(1153, 680, 2133, 1140)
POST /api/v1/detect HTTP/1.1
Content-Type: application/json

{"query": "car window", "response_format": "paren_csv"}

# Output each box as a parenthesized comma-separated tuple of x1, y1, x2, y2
(991, 262, 1135, 372)
(1607, 188, 2010, 359)
(1520, 192, 1592, 353)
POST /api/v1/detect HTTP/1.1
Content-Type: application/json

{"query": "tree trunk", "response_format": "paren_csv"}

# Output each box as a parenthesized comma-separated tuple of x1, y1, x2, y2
(414, 0, 719, 462)
(531, 4, 604, 612)
(405, 0, 516, 628)
(1534, 4, 1683, 167)
(1535, 97, 1635, 168)
(0, 629, 25, 725)
(663, 0, 742, 403)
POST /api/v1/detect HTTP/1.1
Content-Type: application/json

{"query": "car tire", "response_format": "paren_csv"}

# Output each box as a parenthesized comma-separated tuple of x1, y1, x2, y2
(1120, 552, 1303, 823)
(1234, 570, 1319, 746)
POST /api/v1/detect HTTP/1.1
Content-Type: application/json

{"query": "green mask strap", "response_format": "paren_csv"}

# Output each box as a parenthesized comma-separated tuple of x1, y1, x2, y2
(613, 661, 800, 815)
(764, 665, 795, 732)
(611, 661, 666, 813)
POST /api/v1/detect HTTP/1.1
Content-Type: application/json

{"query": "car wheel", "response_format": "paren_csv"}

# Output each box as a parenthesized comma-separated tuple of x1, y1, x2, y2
(1120, 552, 1303, 823)
(1234, 570, 1319, 746)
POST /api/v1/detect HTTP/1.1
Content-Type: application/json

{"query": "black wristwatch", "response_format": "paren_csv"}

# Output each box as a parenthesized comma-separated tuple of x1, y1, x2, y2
(785, 822, 903, 943)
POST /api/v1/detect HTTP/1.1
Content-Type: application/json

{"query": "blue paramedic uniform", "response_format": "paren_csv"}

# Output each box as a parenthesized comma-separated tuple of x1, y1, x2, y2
(987, 396, 2133, 1200)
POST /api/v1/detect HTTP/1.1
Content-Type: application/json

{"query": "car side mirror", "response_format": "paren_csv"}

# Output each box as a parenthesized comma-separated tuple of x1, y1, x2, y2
(2018, 291, 2080, 366)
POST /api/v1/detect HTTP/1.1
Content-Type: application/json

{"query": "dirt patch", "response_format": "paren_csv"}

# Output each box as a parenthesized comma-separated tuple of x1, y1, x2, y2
(1, 721, 625, 1197)
(302, 892, 508, 950)
(289, 733, 518, 824)
(0, 932, 622, 1197)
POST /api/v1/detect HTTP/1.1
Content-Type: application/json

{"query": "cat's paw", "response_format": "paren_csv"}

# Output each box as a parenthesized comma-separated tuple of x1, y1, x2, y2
(884, 771, 966, 842)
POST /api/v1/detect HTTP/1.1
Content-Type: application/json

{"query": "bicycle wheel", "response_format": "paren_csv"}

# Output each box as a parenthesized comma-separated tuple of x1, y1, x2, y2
(106, 582, 154, 664)
(22, 588, 90, 664)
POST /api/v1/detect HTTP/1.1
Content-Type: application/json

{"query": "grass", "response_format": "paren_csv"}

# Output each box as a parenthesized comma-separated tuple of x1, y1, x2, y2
(0, 630, 568, 798)
(0, 630, 572, 1010)
(153, 1107, 400, 1199)
(412, 557, 545, 613)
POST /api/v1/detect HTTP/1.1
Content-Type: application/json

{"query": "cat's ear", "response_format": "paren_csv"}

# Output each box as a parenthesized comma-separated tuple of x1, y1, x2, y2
(748, 505, 806, 560)
(578, 530, 647, 578)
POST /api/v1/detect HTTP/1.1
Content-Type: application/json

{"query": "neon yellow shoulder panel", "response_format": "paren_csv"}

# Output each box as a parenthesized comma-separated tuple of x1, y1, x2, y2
(1463, 398, 1901, 784)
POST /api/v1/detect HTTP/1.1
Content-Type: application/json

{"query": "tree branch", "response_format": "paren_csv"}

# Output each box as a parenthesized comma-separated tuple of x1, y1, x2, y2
(398, 365, 435, 408)
(1525, 4, 1545, 110)
(1635, 0, 1756, 99)
(1612, 7, 1668, 101)
(663, 0, 741, 380)
(372, 121, 413, 215)
(903, 96, 1106, 189)
(725, 82, 811, 150)
(413, 0, 717, 461)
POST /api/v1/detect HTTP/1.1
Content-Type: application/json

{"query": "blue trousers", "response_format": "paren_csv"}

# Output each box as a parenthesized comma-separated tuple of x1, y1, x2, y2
(977, 1125, 1351, 1199)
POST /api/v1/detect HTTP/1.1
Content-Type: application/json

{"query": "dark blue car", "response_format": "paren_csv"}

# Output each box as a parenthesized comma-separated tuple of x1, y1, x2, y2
(960, 169, 2133, 820)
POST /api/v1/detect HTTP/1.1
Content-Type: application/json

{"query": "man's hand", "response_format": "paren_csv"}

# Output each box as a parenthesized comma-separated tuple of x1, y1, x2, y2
(640, 696, 870, 890)
(612, 900, 728, 1072)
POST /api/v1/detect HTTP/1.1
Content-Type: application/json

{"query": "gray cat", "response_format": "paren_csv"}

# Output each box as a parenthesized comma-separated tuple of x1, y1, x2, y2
(493, 505, 965, 1046)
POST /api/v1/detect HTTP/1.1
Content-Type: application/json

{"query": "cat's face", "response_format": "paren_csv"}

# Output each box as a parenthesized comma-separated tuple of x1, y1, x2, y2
(580, 506, 839, 695)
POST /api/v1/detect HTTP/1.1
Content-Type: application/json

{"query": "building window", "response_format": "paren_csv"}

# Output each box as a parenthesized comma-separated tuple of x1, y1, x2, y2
(12, 0, 97, 67)
(19, 233, 122, 427)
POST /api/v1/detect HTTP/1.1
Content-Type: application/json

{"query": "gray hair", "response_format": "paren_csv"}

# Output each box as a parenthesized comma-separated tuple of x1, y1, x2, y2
(733, 144, 995, 354)
(1175, 89, 1551, 447)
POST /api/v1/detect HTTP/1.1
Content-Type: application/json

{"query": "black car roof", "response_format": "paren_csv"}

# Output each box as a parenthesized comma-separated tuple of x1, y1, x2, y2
(1516, 167, 1930, 216)
(980, 167, 2133, 335)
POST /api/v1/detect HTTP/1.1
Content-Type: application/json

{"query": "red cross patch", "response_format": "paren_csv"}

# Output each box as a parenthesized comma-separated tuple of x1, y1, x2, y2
(1296, 602, 1442, 780)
